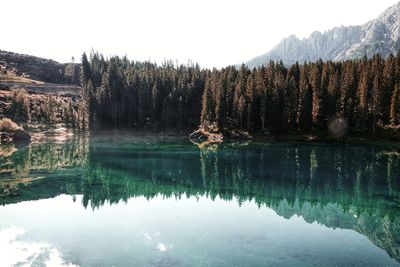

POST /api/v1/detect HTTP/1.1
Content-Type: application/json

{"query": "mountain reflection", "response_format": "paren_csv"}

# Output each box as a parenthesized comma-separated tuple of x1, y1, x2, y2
(0, 136, 400, 261)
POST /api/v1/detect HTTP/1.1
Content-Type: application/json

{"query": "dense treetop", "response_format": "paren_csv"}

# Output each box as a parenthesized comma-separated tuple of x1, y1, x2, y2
(80, 52, 204, 130)
(80, 51, 400, 138)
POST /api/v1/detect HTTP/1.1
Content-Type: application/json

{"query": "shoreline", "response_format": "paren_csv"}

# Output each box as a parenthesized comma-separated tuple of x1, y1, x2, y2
(3, 120, 400, 145)
(35, 127, 400, 144)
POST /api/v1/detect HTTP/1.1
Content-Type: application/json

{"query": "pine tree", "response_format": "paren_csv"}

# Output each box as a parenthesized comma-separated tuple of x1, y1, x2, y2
(200, 73, 213, 129)
(286, 63, 300, 130)
(372, 74, 381, 136)
(354, 65, 370, 131)
(310, 62, 324, 129)
(297, 65, 312, 132)
(215, 75, 226, 130)
(382, 53, 396, 124)
(256, 67, 268, 130)
(272, 71, 287, 133)
(340, 62, 357, 120)
(234, 64, 249, 127)
(81, 53, 92, 87)
(85, 80, 96, 128)
(390, 83, 400, 126)
(238, 95, 246, 129)
(326, 68, 341, 119)
(246, 74, 255, 130)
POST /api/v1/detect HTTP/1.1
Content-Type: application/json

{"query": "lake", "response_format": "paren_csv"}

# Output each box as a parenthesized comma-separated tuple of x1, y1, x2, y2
(0, 135, 399, 266)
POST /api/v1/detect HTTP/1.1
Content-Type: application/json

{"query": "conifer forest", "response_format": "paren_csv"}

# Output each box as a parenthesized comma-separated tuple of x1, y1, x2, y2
(78, 52, 400, 138)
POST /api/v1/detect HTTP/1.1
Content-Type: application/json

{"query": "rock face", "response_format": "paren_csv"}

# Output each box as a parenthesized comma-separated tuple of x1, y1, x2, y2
(246, 2, 400, 67)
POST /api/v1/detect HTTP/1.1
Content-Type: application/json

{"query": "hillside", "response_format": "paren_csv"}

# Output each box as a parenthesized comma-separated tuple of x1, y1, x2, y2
(245, 2, 400, 67)
(0, 50, 84, 131)
(0, 50, 81, 84)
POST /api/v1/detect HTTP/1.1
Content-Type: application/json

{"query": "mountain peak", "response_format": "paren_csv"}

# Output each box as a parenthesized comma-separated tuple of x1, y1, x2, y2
(245, 2, 400, 68)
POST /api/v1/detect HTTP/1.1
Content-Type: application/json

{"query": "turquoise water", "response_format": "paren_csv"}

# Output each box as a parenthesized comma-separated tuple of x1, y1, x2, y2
(0, 135, 399, 266)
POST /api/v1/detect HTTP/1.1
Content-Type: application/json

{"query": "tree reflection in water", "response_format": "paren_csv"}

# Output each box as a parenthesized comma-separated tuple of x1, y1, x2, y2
(0, 136, 399, 261)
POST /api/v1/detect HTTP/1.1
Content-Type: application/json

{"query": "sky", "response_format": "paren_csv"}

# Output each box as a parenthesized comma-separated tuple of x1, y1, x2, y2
(1, 0, 399, 68)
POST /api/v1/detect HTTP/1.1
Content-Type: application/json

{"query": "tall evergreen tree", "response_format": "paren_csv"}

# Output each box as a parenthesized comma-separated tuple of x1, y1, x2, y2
(81, 53, 92, 87)
(390, 83, 400, 126)
(297, 65, 312, 132)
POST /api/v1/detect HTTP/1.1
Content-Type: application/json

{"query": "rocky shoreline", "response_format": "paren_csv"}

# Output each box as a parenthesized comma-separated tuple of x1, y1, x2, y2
(0, 118, 31, 143)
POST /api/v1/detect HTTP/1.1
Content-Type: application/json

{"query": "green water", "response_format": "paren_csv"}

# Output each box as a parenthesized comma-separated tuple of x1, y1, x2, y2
(0, 135, 400, 267)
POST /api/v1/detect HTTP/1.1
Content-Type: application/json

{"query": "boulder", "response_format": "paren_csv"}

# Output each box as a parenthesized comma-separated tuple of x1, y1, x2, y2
(0, 131, 11, 142)
(189, 129, 223, 143)
(12, 129, 31, 142)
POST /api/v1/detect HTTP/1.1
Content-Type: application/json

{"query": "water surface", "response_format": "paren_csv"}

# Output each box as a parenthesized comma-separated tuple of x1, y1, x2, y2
(0, 135, 399, 266)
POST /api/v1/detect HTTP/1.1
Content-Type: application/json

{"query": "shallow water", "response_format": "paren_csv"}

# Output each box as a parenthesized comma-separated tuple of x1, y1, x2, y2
(0, 135, 399, 266)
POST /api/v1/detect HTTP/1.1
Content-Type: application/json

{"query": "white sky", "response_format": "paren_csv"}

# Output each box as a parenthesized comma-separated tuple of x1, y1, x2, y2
(1, 0, 399, 68)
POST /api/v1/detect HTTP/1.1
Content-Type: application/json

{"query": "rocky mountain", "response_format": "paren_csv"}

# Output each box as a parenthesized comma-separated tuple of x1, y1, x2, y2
(245, 2, 400, 68)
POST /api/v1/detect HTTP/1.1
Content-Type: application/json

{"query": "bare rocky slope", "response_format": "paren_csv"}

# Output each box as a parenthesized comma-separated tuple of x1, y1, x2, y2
(0, 50, 83, 132)
(0, 50, 82, 97)
(245, 2, 400, 67)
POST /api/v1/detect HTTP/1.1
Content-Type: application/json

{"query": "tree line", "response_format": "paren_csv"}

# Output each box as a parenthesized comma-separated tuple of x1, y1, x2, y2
(80, 52, 204, 129)
(81, 52, 400, 136)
